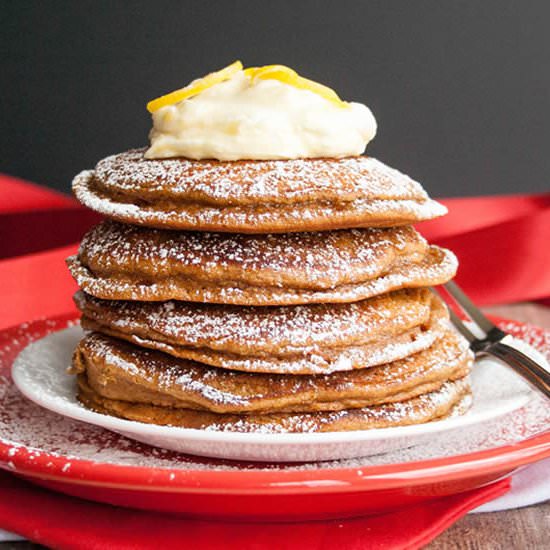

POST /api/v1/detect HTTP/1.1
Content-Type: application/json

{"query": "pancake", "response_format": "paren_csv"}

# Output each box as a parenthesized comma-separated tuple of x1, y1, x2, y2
(76, 372, 471, 434)
(67, 221, 457, 306)
(72, 149, 447, 233)
(77, 376, 472, 433)
(71, 331, 472, 414)
(76, 289, 451, 374)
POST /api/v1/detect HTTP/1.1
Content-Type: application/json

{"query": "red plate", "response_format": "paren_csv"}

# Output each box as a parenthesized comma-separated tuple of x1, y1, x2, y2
(0, 315, 549, 521)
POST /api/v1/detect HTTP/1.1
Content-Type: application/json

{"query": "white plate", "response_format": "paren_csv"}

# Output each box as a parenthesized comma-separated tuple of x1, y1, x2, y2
(12, 326, 534, 462)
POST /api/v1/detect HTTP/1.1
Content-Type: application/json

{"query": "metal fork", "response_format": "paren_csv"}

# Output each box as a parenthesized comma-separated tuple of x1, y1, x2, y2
(438, 281, 550, 398)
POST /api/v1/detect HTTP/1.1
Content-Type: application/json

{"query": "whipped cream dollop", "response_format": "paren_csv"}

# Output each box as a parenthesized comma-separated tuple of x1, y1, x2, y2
(145, 71, 377, 161)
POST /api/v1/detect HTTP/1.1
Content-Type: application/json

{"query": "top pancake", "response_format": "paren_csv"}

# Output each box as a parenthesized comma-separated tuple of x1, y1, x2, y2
(73, 148, 447, 233)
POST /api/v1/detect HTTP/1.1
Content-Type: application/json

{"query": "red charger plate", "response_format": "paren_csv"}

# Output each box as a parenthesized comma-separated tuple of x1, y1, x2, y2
(0, 315, 549, 521)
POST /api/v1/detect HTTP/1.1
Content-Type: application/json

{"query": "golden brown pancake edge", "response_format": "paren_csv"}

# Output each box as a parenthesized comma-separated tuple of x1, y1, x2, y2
(67, 222, 457, 305)
(71, 331, 473, 415)
(72, 149, 447, 233)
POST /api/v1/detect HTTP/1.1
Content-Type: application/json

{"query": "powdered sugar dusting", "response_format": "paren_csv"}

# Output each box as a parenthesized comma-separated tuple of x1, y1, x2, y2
(76, 327, 470, 411)
(77, 222, 426, 285)
(68, 248, 457, 305)
(76, 289, 454, 374)
(72, 149, 447, 231)
(80, 334, 249, 408)
(197, 380, 471, 434)
(67, 222, 458, 305)
(76, 289, 434, 353)
(1, 318, 547, 470)
(92, 149, 432, 204)
(122, 324, 446, 375)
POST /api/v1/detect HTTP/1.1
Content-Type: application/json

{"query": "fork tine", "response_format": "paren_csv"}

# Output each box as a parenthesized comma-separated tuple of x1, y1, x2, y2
(447, 307, 478, 343)
(443, 281, 496, 333)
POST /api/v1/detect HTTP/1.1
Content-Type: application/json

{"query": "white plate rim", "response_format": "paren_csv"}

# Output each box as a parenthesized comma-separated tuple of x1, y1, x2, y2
(10, 326, 534, 448)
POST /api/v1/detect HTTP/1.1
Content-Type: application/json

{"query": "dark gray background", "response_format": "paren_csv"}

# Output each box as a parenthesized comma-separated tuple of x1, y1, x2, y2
(1, 0, 549, 197)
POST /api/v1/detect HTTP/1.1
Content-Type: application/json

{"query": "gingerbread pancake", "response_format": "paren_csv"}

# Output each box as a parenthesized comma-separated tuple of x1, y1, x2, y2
(67, 221, 457, 306)
(72, 149, 447, 233)
(76, 289, 451, 374)
(77, 375, 471, 433)
(72, 331, 472, 420)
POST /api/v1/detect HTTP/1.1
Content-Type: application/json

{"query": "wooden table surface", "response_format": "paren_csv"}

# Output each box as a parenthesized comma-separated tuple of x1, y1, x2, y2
(1, 303, 548, 550)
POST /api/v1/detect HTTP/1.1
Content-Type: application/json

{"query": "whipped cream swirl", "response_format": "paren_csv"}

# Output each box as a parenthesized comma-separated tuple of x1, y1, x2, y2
(145, 71, 377, 161)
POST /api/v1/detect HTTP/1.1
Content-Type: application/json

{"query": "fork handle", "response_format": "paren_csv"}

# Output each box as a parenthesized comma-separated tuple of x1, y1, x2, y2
(486, 341, 550, 398)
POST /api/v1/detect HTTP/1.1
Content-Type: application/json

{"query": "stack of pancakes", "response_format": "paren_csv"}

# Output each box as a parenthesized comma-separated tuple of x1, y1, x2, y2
(67, 149, 473, 433)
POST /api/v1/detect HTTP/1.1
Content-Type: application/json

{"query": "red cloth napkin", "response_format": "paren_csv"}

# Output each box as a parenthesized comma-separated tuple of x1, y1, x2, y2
(0, 173, 75, 214)
(0, 244, 80, 328)
(0, 173, 546, 548)
(417, 193, 550, 306)
(0, 470, 509, 550)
